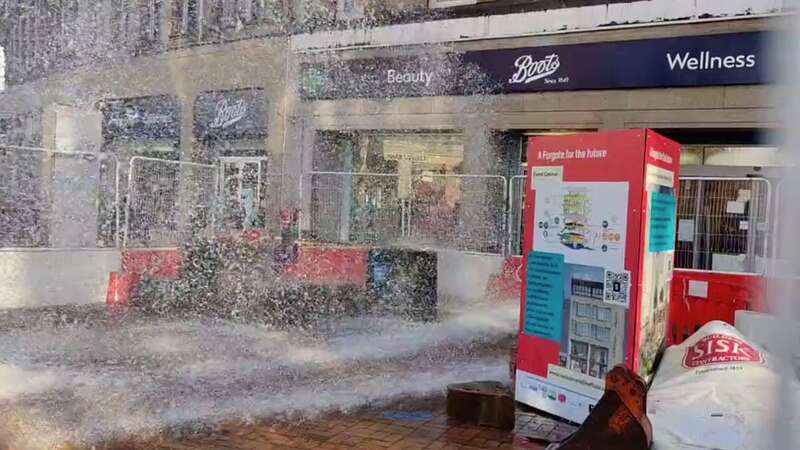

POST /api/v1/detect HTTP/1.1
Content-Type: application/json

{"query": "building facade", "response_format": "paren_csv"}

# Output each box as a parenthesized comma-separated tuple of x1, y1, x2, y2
(284, 0, 786, 302)
(0, 0, 789, 257)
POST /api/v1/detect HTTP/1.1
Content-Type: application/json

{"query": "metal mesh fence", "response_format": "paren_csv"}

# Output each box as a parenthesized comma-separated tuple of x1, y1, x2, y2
(302, 171, 507, 254)
(674, 177, 772, 274)
(304, 172, 406, 246)
(408, 174, 507, 254)
(0, 145, 118, 248)
(125, 156, 218, 247)
(508, 175, 526, 255)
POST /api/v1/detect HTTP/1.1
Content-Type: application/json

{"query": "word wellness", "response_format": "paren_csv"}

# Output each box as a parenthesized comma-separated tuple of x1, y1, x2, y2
(667, 51, 756, 71)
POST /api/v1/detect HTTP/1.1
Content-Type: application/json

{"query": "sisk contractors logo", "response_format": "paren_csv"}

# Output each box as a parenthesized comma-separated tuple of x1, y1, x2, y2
(683, 333, 764, 369)
(211, 98, 248, 129)
(509, 54, 561, 84)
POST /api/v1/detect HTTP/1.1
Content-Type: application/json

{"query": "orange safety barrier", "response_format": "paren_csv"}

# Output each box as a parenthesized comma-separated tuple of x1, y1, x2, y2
(282, 245, 369, 288)
(106, 248, 182, 307)
(105, 271, 141, 306)
(668, 270, 766, 345)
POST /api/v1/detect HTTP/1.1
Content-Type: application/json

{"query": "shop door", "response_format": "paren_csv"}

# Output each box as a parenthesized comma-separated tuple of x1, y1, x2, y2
(219, 157, 268, 230)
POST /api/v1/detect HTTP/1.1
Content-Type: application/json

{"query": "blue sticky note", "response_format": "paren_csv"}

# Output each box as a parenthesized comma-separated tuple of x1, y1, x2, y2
(524, 251, 565, 342)
(649, 192, 677, 252)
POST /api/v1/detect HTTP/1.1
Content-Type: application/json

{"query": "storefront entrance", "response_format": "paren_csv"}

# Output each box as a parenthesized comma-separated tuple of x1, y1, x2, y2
(219, 157, 268, 230)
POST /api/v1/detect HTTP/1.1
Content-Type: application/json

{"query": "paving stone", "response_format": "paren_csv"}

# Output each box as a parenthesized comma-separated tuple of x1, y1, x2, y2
(8, 399, 553, 450)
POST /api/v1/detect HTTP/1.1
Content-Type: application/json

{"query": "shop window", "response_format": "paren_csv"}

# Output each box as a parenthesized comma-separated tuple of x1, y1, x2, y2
(589, 345, 609, 379)
(569, 340, 589, 374)
(219, 157, 269, 230)
(338, 0, 364, 20)
(681, 146, 781, 167)
(309, 131, 512, 252)
(138, 0, 162, 47)
(171, 0, 199, 38)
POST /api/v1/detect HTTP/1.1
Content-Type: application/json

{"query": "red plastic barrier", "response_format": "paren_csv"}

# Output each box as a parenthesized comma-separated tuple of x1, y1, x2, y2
(668, 270, 766, 345)
(106, 271, 141, 306)
(107, 248, 182, 306)
(282, 245, 369, 288)
(485, 256, 523, 302)
(121, 248, 182, 280)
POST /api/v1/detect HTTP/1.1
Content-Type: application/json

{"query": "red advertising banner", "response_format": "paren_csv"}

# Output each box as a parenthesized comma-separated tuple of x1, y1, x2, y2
(516, 130, 681, 422)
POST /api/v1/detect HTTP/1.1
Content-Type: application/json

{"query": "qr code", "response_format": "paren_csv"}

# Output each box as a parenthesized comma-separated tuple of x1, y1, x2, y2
(604, 270, 630, 308)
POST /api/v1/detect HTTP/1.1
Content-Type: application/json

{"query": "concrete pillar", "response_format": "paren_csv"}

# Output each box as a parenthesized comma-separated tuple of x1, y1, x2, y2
(459, 122, 504, 253)
(175, 93, 209, 242)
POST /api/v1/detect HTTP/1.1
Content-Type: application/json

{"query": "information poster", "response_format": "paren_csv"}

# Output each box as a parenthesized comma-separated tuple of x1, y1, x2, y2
(524, 252, 564, 341)
(532, 182, 629, 271)
(649, 191, 678, 252)
(516, 130, 682, 423)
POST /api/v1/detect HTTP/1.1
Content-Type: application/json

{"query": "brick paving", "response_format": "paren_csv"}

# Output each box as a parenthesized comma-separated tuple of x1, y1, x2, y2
(83, 399, 574, 450)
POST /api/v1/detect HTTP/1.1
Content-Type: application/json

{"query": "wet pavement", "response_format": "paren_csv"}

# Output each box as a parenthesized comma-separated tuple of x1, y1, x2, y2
(73, 397, 576, 450)
(0, 304, 518, 449)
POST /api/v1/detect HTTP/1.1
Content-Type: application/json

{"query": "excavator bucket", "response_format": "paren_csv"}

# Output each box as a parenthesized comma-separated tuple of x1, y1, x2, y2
(546, 365, 652, 450)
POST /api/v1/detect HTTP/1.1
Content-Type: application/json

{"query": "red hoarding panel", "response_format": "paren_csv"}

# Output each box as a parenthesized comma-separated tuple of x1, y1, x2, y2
(516, 130, 681, 423)
(121, 248, 182, 280)
(282, 245, 369, 288)
(669, 270, 765, 345)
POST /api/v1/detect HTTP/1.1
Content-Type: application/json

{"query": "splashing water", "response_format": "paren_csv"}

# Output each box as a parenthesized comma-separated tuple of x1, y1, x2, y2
(0, 302, 516, 448)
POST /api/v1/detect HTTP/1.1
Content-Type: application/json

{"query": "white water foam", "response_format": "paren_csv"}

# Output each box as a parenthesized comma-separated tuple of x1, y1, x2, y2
(0, 302, 517, 448)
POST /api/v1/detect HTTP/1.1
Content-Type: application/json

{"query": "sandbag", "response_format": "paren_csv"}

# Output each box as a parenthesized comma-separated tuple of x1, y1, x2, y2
(648, 320, 800, 449)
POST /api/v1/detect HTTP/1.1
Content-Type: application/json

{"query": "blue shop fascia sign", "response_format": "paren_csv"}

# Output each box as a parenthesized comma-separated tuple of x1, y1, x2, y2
(300, 31, 770, 100)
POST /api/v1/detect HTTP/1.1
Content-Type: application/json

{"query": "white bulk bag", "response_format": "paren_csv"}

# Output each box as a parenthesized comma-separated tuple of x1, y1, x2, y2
(648, 320, 800, 450)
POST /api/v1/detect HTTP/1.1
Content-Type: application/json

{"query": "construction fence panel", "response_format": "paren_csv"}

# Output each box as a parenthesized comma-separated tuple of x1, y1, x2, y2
(302, 171, 508, 254)
(125, 156, 218, 248)
(0, 145, 119, 249)
(303, 172, 406, 247)
(508, 175, 526, 256)
(408, 174, 507, 254)
(674, 177, 772, 275)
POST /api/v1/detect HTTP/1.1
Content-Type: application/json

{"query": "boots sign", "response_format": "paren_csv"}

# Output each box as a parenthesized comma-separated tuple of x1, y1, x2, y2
(195, 89, 267, 141)
(464, 31, 768, 94)
(301, 32, 767, 100)
(509, 54, 563, 85)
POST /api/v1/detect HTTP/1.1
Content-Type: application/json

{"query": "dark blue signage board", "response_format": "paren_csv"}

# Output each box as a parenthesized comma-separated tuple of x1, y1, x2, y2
(300, 53, 475, 100)
(463, 31, 770, 94)
(299, 32, 769, 100)
(101, 95, 180, 143)
(194, 88, 268, 141)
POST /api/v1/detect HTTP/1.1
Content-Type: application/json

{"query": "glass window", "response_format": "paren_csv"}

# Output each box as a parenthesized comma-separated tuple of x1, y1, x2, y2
(574, 321, 591, 338)
(596, 306, 612, 322)
(593, 325, 611, 343)
(570, 340, 588, 358)
(575, 302, 592, 318)
(681, 146, 781, 167)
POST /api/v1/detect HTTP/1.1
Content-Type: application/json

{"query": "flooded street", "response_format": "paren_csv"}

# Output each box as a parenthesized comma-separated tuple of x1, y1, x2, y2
(0, 303, 515, 449)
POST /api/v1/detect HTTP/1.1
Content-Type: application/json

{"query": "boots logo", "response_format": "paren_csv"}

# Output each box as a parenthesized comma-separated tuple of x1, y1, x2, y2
(509, 54, 561, 84)
(211, 98, 247, 129)
(683, 333, 764, 368)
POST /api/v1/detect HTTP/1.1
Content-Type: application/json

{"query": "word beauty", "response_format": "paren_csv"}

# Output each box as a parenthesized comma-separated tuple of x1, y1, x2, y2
(387, 69, 433, 86)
